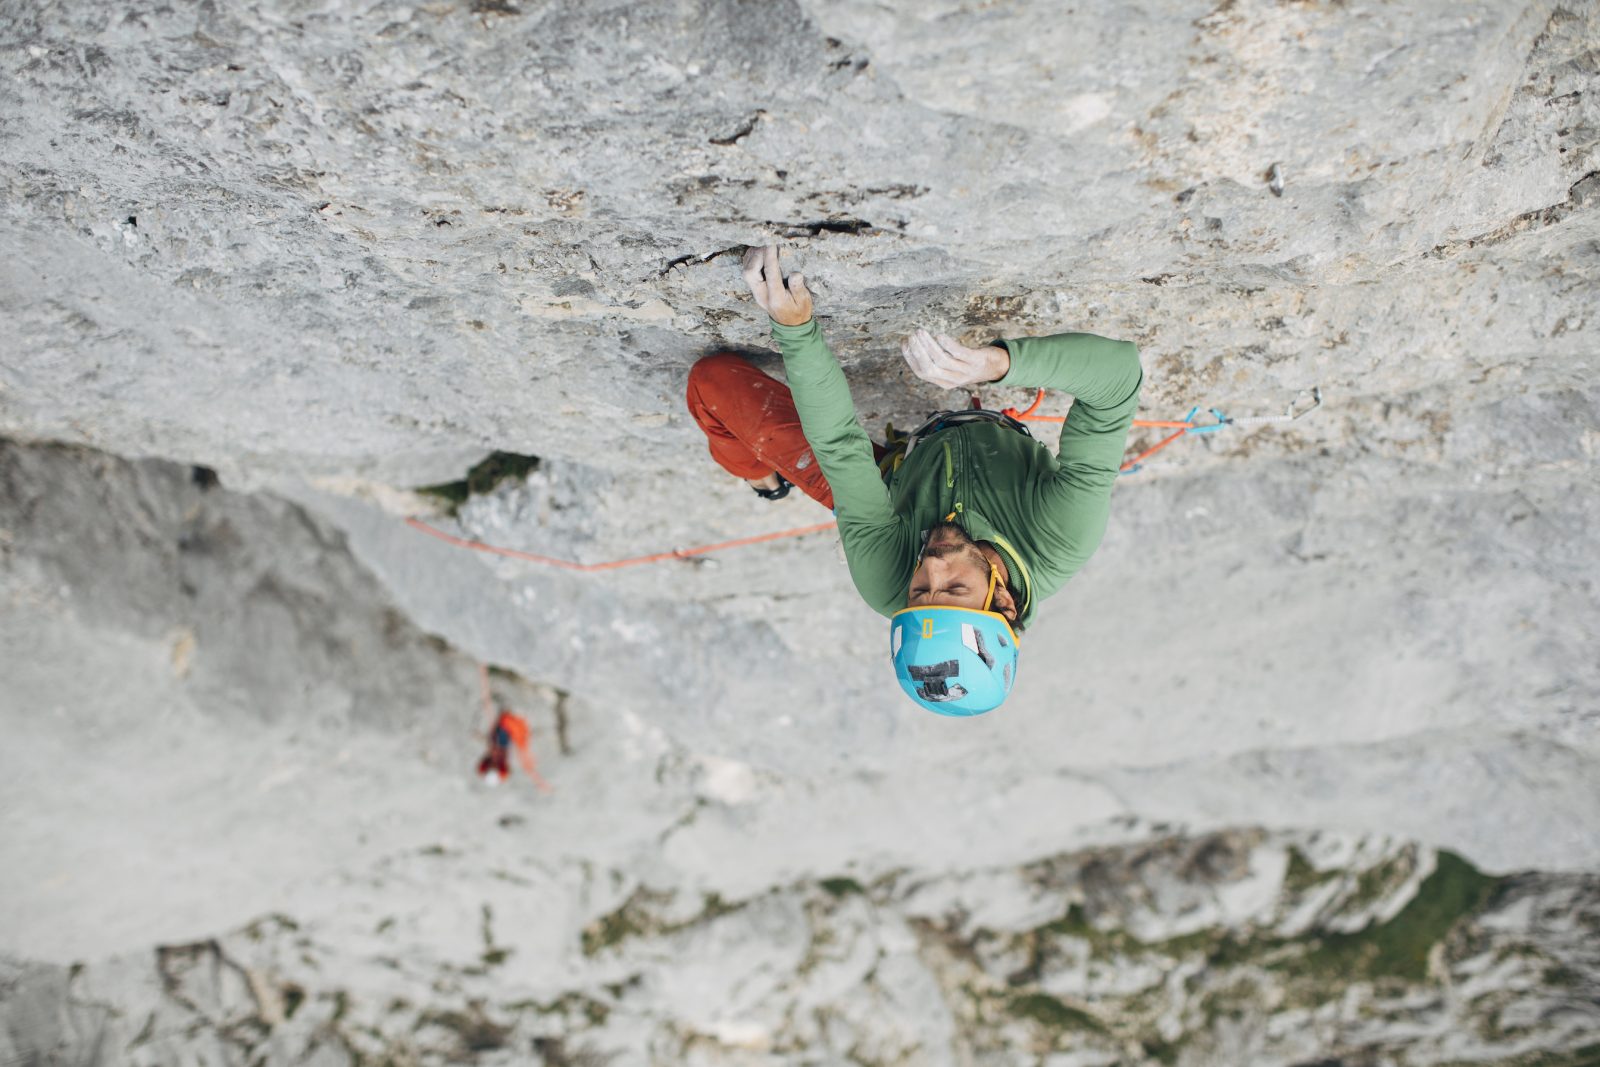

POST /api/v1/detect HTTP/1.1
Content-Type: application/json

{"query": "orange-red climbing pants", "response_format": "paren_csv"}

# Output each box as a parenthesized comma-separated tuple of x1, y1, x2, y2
(686, 353, 836, 510)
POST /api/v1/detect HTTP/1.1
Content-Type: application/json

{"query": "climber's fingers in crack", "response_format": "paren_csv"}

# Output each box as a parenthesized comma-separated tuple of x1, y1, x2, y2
(741, 246, 771, 311)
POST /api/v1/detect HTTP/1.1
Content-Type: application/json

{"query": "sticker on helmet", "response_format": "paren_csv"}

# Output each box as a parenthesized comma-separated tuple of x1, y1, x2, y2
(907, 659, 966, 702)
(961, 623, 995, 669)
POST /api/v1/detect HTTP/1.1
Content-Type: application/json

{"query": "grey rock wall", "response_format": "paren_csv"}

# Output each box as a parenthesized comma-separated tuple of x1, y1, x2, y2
(2, 0, 1595, 484)
(0, 440, 476, 729)
(1, 0, 1599, 1061)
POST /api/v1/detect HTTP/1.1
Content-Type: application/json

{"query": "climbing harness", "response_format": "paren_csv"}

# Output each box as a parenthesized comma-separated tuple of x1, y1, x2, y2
(406, 387, 1319, 570)
(902, 407, 1034, 459)
(1000, 386, 1322, 474)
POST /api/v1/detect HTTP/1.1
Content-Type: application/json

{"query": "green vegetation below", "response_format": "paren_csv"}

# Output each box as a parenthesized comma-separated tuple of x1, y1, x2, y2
(417, 451, 541, 513)
(1006, 992, 1106, 1034)
(1035, 904, 1136, 958)
(581, 901, 649, 957)
(1032, 903, 1234, 964)
(1436, 1043, 1600, 1067)
(1282, 846, 1327, 894)
(581, 890, 745, 957)
(1141, 1036, 1185, 1065)
(504, 992, 610, 1026)
(1023, 851, 1501, 987)
(413, 1008, 510, 1053)
(1284, 850, 1502, 983)
(1346, 852, 1415, 912)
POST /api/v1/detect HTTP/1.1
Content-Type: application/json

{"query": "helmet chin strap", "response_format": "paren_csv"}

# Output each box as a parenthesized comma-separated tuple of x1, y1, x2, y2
(919, 516, 1003, 615)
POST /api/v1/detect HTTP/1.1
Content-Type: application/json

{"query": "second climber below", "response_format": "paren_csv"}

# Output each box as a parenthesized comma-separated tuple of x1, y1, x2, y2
(685, 246, 1144, 717)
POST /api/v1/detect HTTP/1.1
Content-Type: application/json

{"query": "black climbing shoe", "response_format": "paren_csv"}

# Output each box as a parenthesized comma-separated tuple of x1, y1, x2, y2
(752, 475, 793, 501)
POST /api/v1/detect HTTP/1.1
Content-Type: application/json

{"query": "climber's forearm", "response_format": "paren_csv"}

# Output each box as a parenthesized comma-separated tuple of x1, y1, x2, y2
(768, 319, 894, 524)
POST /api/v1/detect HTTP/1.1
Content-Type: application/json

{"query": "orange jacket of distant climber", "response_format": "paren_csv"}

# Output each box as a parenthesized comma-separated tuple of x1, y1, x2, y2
(477, 710, 552, 793)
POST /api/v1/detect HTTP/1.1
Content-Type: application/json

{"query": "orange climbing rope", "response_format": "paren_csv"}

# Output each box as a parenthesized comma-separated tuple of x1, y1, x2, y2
(1000, 387, 1325, 473)
(1002, 389, 1205, 472)
(408, 387, 1316, 571)
(405, 515, 839, 572)
(1119, 428, 1188, 471)
(1006, 388, 1196, 428)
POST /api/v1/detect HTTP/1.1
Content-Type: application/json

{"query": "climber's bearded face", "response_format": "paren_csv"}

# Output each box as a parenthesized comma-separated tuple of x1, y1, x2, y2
(906, 522, 1018, 624)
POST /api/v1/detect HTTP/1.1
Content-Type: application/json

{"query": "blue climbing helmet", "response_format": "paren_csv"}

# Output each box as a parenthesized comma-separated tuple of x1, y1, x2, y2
(891, 557, 1020, 716)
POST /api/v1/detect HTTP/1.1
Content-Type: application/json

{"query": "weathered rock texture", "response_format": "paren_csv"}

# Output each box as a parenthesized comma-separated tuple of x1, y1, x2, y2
(1, 0, 1598, 1062)
(5, 831, 1599, 1066)
(3, 0, 1596, 482)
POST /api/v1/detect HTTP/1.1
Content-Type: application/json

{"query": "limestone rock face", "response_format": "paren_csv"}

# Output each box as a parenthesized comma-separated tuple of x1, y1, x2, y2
(2, 0, 1595, 482)
(1, 0, 1598, 1062)
(5, 831, 1599, 1066)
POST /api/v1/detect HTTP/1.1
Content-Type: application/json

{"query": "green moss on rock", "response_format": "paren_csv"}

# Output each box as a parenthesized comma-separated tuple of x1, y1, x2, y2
(417, 451, 541, 514)
(581, 899, 651, 957)
(1346, 850, 1417, 912)
(1034, 904, 1143, 959)
(1435, 1043, 1600, 1067)
(413, 1007, 510, 1053)
(1142, 1035, 1185, 1065)
(1283, 847, 1326, 894)
(1006, 992, 1106, 1034)
(580, 888, 745, 956)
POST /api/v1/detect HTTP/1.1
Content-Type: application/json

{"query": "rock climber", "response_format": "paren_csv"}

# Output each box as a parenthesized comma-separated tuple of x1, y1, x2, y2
(476, 709, 552, 792)
(685, 246, 1143, 716)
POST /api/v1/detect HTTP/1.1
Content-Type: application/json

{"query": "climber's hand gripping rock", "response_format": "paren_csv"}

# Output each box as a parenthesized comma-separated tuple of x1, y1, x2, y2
(900, 328, 1011, 390)
(742, 245, 813, 327)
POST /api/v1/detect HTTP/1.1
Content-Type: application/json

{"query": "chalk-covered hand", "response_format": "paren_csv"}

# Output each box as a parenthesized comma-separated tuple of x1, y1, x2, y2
(900, 328, 1011, 390)
(741, 245, 813, 327)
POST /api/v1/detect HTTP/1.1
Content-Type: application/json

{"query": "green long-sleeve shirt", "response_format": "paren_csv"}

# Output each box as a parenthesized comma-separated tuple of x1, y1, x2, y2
(769, 319, 1143, 628)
